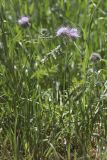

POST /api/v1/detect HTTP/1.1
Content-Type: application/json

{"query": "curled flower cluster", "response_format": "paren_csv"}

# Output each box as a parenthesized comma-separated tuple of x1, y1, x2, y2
(56, 27, 80, 39)
(18, 16, 29, 28)
(90, 52, 101, 62)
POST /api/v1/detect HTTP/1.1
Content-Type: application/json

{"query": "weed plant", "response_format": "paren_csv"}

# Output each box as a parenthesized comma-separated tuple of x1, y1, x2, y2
(0, 0, 107, 160)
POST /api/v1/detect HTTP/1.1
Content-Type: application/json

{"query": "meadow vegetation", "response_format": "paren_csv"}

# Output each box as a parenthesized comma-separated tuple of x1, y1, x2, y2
(0, 0, 107, 159)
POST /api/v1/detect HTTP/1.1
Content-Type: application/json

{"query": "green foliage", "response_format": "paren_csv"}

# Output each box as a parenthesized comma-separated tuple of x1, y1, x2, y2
(0, 0, 107, 159)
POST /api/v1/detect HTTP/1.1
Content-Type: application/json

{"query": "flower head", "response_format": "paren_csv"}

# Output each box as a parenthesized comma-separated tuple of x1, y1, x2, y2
(90, 52, 101, 62)
(56, 26, 80, 39)
(18, 16, 29, 28)
(56, 27, 69, 36)
(66, 28, 80, 38)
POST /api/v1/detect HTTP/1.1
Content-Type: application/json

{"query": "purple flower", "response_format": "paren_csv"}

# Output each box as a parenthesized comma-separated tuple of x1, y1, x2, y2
(67, 28, 80, 38)
(18, 16, 29, 27)
(56, 27, 80, 39)
(56, 27, 69, 36)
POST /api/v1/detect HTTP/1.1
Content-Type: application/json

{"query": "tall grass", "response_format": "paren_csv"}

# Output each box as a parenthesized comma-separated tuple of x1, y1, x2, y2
(0, 0, 107, 159)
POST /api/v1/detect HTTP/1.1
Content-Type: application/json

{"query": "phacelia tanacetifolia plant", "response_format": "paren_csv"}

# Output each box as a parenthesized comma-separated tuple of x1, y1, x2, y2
(18, 16, 29, 28)
(56, 27, 80, 39)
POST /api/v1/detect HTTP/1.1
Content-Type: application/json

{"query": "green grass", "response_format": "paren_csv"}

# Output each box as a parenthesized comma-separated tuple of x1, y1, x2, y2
(0, 0, 107, 159)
